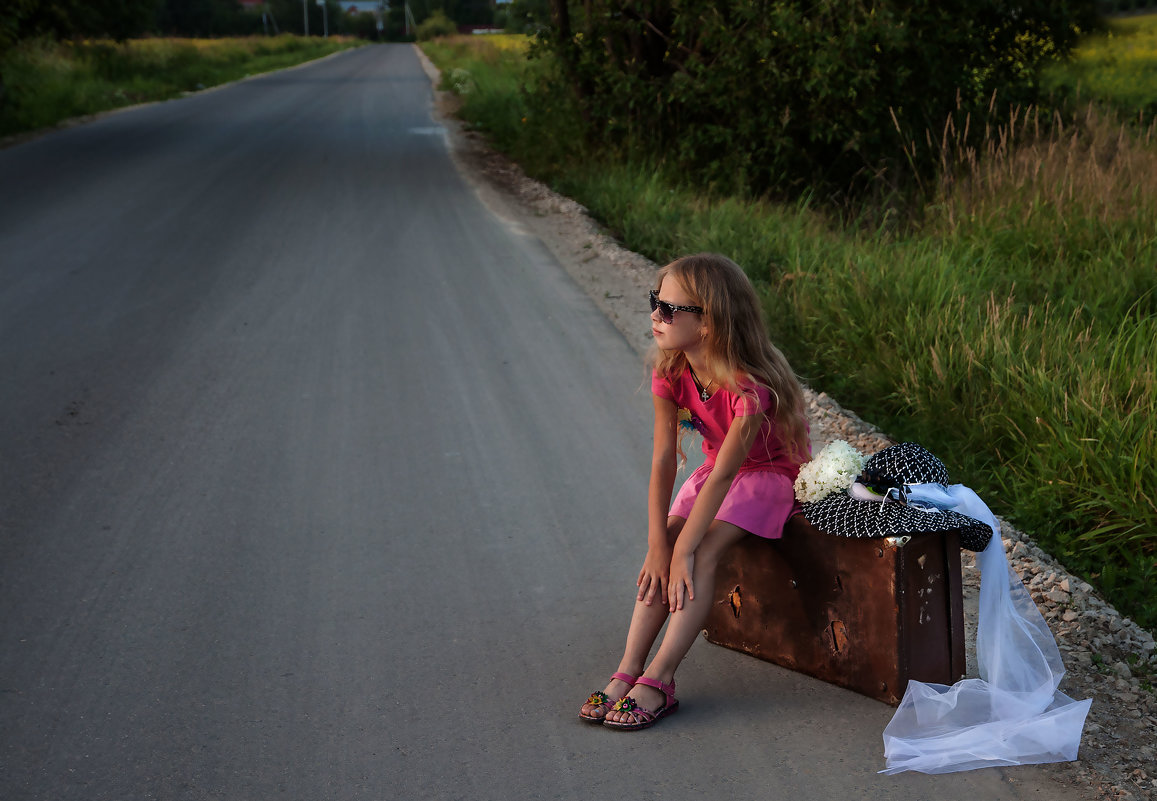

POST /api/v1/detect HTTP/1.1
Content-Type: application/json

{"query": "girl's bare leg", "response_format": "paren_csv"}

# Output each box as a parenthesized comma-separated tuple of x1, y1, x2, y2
(604, 520, 747, 722)
(580, 518, 684, 718)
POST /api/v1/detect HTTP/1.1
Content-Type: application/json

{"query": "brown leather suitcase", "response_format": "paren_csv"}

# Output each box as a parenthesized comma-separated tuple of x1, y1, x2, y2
(704, 515, 966, 705)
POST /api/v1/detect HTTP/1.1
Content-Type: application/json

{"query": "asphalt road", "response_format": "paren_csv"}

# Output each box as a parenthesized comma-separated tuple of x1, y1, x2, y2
(0, 44, 1087, 801)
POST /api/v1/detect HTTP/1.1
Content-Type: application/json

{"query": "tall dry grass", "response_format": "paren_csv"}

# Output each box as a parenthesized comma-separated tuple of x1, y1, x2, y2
(925, 101, 1157, 229)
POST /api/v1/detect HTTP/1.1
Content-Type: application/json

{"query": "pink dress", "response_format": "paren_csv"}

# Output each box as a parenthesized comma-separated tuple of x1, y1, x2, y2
(652, 369, 809, 539)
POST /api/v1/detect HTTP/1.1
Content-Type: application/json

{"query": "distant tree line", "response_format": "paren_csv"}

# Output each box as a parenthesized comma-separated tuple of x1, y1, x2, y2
(4, 0, 161, 44)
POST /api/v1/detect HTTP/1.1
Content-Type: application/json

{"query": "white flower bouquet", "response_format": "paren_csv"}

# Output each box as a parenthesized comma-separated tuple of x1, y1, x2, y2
(794, 440, 868, 504)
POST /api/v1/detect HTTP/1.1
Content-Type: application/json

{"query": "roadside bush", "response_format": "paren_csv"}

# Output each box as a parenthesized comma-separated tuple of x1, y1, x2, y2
(416, 11, 458, 41)
(539, 0, 1099, 203)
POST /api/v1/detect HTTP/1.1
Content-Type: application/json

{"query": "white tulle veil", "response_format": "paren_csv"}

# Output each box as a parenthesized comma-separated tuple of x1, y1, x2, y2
(878, 483, 1092, 774)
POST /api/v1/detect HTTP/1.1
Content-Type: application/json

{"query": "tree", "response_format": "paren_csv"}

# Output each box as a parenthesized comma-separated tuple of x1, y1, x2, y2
(268, 0, 350, 36)
(501, 0, 550, 33)
(442, 0, 493, 26)
(14, 0, 157, 41)
(155, 0, 263, 37)
(1, 1, 39, 59)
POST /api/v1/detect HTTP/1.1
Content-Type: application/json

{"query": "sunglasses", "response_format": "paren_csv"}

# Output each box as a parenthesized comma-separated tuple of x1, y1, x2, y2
(649, 289, 704, 324)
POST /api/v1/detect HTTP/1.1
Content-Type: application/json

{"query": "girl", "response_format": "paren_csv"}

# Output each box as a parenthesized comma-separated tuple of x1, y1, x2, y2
(579, 253, 810, 731)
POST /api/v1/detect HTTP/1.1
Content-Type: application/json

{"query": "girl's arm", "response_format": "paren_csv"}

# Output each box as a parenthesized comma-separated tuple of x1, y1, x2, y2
(667, 410, 766, 611)
(637, 393, 678, 606)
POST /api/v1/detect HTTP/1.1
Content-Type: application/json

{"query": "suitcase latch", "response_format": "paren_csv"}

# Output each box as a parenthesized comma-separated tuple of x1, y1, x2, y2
(885, 535, 912, 548)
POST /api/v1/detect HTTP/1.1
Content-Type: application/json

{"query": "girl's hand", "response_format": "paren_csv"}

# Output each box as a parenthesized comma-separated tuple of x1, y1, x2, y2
(636, 546, 671, 606)
(668, 550, 696, 612)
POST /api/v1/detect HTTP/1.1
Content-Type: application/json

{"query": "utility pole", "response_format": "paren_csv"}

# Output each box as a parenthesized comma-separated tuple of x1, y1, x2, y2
(302, 0, 309, 35)
(404, 2, 415, 37)
(318, 0, 328, 37)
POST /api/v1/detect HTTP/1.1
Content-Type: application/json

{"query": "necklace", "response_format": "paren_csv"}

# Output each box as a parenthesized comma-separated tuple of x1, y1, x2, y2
(688, 366, 712, 402)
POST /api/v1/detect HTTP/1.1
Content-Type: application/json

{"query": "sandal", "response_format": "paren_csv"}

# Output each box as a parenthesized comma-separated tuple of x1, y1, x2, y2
(602, 677, 678, 731)
(578, 672, 637, 722)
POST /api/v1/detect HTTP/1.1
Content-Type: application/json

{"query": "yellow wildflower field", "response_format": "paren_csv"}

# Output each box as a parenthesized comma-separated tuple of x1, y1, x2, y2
(1043, 13, 1157, 112)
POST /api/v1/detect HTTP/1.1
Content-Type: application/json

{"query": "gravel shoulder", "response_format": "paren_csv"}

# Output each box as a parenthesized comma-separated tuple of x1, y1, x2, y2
(416, 46, 1156, 801)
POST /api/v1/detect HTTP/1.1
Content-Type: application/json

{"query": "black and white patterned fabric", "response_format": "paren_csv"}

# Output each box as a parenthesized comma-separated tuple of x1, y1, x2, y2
(801, 442, 993, 551)
(862, 441, 950, 488)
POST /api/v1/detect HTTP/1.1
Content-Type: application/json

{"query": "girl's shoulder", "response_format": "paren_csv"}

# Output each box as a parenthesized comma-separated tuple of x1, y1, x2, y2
(729, 371, 769, 396)
(651, 366, 681, 399)
(728, 372, 774, 414)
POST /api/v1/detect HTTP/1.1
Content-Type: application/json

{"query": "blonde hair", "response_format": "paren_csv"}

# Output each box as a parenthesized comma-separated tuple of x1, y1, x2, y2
(649, 253, 809, 463)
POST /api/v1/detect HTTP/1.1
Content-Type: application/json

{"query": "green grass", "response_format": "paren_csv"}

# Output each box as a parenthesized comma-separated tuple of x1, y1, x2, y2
(422, 34, 1157, 633)
(419, 35, 583, 177)
(0, 35, 362, 138)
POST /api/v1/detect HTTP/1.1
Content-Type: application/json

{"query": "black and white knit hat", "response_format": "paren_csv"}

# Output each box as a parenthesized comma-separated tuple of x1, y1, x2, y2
(802, 442, 993, 551)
